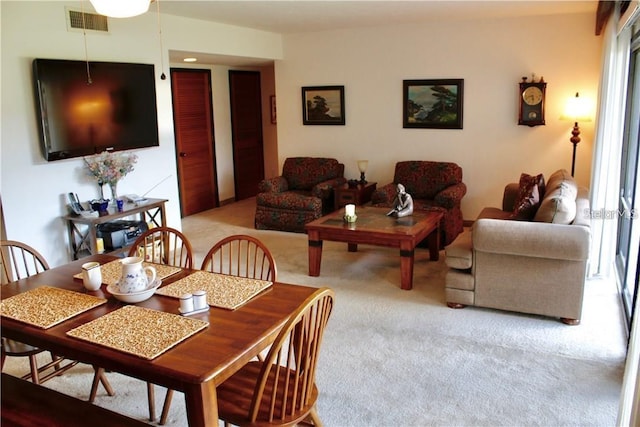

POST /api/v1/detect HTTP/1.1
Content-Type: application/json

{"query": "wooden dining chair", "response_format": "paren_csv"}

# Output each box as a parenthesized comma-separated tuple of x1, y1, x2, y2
(215, 286, 335, 427)
(127, 226, 193, 269)
(156, 235, 278, 425)
(112, 227, 193, 423)
(1, 240, 112, 394)
(1, 240, 49, 284)
(200, 234, 277, 281)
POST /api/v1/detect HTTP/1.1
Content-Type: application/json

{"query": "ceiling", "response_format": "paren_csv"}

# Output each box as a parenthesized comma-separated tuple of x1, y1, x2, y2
(161, 0, 598, 66)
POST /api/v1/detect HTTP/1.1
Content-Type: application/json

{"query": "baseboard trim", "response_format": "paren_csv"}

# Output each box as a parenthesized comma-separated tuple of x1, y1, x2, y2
(219, 198, 236, 207)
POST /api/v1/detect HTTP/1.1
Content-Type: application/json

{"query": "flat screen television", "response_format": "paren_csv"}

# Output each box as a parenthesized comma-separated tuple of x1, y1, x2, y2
(33, 58, 160, 161)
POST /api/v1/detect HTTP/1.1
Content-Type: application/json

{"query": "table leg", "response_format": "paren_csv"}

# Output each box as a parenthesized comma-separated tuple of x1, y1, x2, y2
(67, 221, 78, 260)
(183, 381, 217, 427)
(399, 246, 415, 290)
(89, 226, 98, 256)
(427, 226, 440, 261)
(308, 233, 323, 277)
(348, 243, 358, 252)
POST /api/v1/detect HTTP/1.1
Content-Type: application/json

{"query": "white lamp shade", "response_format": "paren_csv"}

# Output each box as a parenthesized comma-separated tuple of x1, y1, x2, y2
(357, 160, 369, 173)
(90, 0, 151, 18)
(561, 92, 591, 122)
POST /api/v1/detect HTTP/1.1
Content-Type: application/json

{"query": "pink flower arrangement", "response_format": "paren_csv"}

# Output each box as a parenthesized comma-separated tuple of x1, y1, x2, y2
(84, 151, 138, 186)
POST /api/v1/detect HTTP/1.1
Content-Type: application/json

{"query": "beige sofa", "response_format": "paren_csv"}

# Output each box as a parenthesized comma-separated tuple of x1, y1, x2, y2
(444, 169, 591, 324)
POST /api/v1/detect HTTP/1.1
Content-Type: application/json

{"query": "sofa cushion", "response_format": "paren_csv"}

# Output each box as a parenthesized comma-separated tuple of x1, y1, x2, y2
(393, 161, 462, 199)
(282, 157, 341, 191)
(256, 192, 321, 211)
(533, 170, 578, 224)
(509, 173, 544, 220)
(477, 207, 513, 220)
(445, 230, 473, 269)
(545, 169, 578, 198)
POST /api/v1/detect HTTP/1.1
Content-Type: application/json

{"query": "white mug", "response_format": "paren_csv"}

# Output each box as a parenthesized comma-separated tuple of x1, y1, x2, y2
(118, 256, 157, 293)
(81, 261, 102, 291)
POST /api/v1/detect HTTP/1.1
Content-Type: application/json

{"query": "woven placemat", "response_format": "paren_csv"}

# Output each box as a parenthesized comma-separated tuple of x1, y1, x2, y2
(67, 305, 208, 360)
(0, 286, 107, 329)
(155, 271, 273, 310)
(74, 260, 181, 286)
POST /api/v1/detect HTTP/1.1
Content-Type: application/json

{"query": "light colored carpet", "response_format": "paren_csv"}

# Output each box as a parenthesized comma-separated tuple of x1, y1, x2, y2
(3, 198, 628, 426)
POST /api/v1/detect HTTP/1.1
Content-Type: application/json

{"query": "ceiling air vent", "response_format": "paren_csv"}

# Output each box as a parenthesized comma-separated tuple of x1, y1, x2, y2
(66, 8, 109, 33)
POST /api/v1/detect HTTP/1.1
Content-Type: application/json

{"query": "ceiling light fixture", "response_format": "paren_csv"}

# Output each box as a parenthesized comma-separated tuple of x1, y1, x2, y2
(183, 58, 197, 63)
(155, 0, 166, 79)
(89, 0, 150, 18)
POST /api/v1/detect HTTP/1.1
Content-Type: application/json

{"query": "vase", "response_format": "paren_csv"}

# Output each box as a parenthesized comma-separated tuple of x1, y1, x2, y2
(98, 181, 105, 200)
(110, 182, 118, 202)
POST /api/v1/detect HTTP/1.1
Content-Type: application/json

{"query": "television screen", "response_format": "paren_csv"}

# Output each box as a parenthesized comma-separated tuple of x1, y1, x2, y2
(33, 58, 160, 161)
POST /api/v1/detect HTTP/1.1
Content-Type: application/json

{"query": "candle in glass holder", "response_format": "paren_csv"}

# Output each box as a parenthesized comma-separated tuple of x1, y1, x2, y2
(345, 204, 356, 216)
(96, 238, 105, 254)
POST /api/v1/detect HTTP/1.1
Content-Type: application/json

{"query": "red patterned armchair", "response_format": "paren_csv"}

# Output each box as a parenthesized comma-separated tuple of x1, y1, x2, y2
(255, 157, 346, 233)
(371, 161, 466, 247)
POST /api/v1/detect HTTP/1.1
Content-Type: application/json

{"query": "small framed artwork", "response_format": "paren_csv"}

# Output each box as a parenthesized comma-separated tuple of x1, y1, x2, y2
(403, 79, 464, 129)
(270, 95, 277, 124)
(301, 85, 345, 125)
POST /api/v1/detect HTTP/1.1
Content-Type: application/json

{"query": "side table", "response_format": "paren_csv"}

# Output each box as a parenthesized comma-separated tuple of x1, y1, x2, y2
(64, 198, 168, 260)
(334, 182, 377, 208)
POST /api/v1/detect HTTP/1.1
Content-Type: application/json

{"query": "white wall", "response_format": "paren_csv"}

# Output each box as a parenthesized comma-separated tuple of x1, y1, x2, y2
(0, 1, 282, 266)
(0, 2, 603, 268)
(275, 13, 602, 219)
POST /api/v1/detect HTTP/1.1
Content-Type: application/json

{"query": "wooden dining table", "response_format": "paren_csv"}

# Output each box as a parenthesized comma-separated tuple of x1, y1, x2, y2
(0, 254, 319, 427)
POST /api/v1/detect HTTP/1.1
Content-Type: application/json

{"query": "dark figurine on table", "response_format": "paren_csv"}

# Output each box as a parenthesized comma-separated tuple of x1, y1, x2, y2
(387, 183, 414, 217)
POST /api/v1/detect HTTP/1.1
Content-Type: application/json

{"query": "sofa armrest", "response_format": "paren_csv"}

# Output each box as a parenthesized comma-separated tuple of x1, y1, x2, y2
(502, 183, 519, 212)
(311, 177, 347, 199)
(473, 218, 590, 261)
(258, 176, 288, 193)
(371, 183, 397, 205)
(434, 182, 467, 209)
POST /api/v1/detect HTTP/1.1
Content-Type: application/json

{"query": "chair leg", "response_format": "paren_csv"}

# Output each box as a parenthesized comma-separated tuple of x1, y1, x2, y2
(28, 355, 40, 384)
(50, 352, 62, 371)
(99, 369, 115, 397)
(89, 367, 115, 402)
(308, 407, 323, 427)
(89, 367, 102, 402)
(159, 389, 174, 425)
(147, 382, 156, 422)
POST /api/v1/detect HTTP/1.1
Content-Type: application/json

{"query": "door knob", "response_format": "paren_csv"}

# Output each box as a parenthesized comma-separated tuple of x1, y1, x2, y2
(179, 152, 187, 157)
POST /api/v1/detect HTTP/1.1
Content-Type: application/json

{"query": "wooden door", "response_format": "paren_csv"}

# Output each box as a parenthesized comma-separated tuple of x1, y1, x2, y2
(170, 69, 219, 216)
(229, 70, 265, 200)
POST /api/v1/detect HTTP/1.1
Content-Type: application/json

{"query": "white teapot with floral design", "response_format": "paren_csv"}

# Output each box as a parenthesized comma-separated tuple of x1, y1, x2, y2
(118, 256, 157, 293)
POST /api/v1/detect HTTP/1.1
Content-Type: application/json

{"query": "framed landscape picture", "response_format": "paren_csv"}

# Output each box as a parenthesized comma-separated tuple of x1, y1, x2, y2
(302, 86, 345, 125)
(403, 79, 464, 129)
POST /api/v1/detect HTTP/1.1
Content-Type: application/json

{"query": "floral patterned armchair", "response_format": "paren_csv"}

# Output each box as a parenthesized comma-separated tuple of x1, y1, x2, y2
(371, 161, 466, 247)
(255, 157, 346, 233)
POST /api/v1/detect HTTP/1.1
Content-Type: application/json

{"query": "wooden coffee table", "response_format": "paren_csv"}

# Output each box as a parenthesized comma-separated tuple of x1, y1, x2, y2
(305, 206, 443, 290)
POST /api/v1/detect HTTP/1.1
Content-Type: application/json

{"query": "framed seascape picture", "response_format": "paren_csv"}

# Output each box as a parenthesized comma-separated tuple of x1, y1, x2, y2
(301, 86, 345, 125)
(403, 79, 464, 129)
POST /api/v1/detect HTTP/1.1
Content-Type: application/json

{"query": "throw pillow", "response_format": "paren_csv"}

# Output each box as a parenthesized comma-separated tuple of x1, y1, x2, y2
(533, 187, 577, 224)
(546, 169, 578, 199)
(509, 173, 543, 220)
(533, 169, 578, 224)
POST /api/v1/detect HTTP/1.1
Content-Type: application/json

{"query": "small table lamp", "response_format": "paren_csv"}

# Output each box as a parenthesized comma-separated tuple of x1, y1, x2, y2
(357, 160, 368, 185)
(560, 92, 591, 177)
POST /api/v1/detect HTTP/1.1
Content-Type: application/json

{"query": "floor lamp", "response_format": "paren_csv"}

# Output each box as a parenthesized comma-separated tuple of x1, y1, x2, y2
(561, 92, 591, 177)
